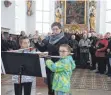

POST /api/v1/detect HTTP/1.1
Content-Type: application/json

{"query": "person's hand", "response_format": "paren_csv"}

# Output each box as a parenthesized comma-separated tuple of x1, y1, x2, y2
(107, 49, 110, 53)
(44, 55, 51, 60)
(93, 46, 95, 48)
(97, 49, 100, 52)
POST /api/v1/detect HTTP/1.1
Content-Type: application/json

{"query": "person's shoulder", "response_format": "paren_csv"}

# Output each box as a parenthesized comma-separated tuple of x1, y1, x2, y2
(62, 35, 68, 40)
(59, 35, 68, 43)
(68, 55, 73, 60)
(63, 55, 73, 61)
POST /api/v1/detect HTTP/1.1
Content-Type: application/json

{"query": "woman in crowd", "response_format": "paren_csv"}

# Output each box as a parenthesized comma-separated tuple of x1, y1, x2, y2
(95, 34, 108, 74)
(34, 22, 68, 95)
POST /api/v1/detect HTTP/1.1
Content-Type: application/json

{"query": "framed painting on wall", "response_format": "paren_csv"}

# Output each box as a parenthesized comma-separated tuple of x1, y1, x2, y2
(65, 0, 86, 25)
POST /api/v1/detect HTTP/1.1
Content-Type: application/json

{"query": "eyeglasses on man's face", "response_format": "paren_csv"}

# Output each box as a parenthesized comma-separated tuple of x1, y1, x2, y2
(59, 50, 69, 53)
(52, 28, 60, 31)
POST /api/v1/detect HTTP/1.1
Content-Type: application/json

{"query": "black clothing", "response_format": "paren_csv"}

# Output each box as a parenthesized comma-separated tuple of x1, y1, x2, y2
(8, 40, 18, 50)
(35, 36, 68, 62)
(34, 36, 68, 95)
(64, 33, 71, 40)
(14, 82, 32, 95)
(89, 37, 98, 69)
(69, 39, 78, 60)
(97, 57, 106, 74)
(1, 39, 9, 51)
(106, 38, 111, 74)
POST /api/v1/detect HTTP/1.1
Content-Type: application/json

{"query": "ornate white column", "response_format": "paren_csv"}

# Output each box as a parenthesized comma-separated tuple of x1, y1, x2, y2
(96, 0, 106, 34)
(1, 1, 15, 34)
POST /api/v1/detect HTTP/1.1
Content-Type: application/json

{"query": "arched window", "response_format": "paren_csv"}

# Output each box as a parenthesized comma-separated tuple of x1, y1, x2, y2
(36, 0, 51, 35)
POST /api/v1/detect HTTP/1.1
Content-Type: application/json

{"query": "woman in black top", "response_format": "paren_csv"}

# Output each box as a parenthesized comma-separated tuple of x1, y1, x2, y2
(34, 22, 68, 95)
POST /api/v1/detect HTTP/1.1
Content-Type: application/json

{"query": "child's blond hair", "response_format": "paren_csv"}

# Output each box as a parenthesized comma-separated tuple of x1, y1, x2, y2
(60, 44, 72, 53)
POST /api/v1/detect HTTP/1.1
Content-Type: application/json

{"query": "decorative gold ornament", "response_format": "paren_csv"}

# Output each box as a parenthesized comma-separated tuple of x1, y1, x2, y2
(27, 0, 33, 16)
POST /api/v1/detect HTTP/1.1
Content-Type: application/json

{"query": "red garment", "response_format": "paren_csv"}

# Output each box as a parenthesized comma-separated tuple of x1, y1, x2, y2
(95, 39, 108, 57)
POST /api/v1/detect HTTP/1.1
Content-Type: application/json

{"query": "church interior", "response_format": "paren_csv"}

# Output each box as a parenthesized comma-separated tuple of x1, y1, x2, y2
(1, 0, 111, 95)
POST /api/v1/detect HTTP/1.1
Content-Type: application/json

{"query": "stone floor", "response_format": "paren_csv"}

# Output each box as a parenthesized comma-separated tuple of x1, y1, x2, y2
(1, 69, 111, 95)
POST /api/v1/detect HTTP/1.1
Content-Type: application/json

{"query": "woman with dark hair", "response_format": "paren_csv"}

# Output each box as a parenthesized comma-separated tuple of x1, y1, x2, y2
(34, 22, 68, 95)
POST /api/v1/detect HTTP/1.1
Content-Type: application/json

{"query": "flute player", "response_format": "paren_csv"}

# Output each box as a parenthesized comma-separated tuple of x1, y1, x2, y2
(34, 22, 68, 95)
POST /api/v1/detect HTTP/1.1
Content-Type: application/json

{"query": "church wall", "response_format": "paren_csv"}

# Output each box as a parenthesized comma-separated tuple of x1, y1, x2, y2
(26, 1, 36, 35)
(1, 1, 15, 34)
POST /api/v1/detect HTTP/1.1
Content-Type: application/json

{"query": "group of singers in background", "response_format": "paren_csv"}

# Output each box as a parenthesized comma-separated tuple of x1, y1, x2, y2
(1, 22, 111, 95)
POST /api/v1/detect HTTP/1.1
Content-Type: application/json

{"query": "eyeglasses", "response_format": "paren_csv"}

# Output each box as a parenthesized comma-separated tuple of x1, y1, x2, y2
(52, 28, 59, 31)
(59, 50, 69, 53)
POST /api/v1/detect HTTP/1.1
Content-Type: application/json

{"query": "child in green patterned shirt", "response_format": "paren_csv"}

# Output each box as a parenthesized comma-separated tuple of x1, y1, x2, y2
(46, 44, 76, 95)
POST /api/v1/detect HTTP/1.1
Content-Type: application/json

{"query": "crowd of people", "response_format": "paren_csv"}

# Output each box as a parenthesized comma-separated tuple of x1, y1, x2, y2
(1, 22, 111, 95)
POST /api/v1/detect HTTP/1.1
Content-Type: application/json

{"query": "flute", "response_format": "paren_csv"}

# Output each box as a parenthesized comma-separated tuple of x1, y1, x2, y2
(2, 48, 74, 58)
(2, 47, 35, 52)
(40, 53, 74, 58)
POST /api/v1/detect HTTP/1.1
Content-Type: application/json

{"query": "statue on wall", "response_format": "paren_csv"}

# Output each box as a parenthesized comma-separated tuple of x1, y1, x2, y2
(27, 0, 33, 16)
(55, 9, 62, 23)
(55, 0, 64, 24)
(89, 1, 96, 32)
(89, 13, 95, 31)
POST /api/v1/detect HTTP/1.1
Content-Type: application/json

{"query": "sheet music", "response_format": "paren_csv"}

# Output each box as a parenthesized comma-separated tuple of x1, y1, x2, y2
(39, 58, 46, 77)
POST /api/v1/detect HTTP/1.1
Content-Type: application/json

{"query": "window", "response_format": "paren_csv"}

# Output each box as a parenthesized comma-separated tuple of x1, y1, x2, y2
(15, 0, 26, 34)
(106, 0, 111, 32)
(36, 0, 51, 35)
(106, 23, 111, 32)
(106, 0, 111, 10)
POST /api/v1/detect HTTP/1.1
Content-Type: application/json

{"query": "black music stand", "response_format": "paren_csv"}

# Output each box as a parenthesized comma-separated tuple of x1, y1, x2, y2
(1, 51, 42, 95)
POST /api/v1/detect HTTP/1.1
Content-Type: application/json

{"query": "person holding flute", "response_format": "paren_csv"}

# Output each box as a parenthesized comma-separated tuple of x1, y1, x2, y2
(34, 22, 68, 95)
(12, 36, 34, 95)
(45, 44, 76, 95)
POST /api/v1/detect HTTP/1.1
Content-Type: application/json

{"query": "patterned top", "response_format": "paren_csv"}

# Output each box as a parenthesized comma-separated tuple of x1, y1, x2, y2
(12, 49, 35, 84)
(46, 55, 76, 93)
(12, 75, 34, 83)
